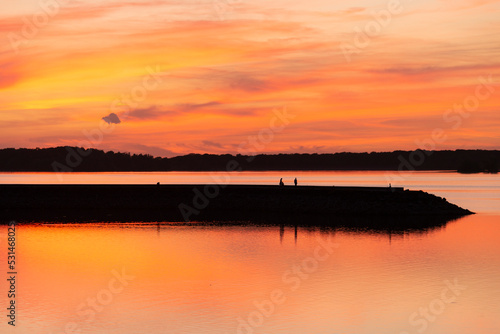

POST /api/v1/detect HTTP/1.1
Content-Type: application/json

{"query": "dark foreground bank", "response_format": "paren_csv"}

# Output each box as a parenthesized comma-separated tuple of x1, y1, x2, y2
(0, 185, 473, 224)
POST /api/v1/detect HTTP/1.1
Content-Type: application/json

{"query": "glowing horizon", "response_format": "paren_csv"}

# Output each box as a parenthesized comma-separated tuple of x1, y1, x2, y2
(1, 0, 499, 157)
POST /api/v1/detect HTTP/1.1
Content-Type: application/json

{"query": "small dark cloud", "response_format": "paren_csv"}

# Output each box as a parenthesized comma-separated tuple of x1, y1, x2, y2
(102, 113, 121, 124)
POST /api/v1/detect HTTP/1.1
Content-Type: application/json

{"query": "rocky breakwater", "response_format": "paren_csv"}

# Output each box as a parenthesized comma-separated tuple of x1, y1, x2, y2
(0, 185, 473, 222)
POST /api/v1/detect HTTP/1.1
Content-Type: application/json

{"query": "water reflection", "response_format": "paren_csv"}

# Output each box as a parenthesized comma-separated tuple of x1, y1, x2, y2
(189, 213, 459, 235)
(3, 212, 459, 235)
(2, 214, 500, 334)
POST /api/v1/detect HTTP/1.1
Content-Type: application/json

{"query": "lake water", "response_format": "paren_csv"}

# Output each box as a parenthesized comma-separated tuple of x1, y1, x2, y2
(1, 171, 499, 334)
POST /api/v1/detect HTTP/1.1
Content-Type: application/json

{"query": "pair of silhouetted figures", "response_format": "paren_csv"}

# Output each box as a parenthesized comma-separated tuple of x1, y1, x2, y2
(279, 178, 298, 186)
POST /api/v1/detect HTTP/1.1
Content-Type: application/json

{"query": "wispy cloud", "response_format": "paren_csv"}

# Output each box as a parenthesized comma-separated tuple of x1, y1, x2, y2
(176, 101, 221, 112)
(124, 106, 165, 120)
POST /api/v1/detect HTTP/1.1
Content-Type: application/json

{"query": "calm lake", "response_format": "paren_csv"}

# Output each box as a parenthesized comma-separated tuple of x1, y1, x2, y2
(1, 171, 499, 334)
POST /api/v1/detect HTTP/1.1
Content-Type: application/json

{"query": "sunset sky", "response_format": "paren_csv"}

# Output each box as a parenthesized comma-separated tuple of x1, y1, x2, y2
(1, 0, 499, 157)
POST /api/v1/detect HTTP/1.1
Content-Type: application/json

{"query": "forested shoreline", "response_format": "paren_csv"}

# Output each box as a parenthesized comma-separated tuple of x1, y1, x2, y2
(0, 147, 498, 173)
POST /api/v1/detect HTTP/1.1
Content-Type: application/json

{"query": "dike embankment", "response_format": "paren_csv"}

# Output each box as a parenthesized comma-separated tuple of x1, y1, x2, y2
(0, 184, 473, 223)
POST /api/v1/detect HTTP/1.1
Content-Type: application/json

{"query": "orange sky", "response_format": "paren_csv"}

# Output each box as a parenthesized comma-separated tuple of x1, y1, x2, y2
(0, 0, 499, 157)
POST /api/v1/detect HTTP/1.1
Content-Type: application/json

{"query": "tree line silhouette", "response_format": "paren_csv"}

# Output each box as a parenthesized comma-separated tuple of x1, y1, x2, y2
(0, 147, 498, 173)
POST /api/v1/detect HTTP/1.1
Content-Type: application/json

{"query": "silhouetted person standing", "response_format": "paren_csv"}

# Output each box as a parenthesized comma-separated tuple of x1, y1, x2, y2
(279, 178, 284, 186)
(294, 178, 297, 186)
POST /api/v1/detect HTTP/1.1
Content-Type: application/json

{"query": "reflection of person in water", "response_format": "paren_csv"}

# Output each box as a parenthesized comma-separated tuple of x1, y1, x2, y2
(279, 178, 284, 186)
(294, 178, 297, 186)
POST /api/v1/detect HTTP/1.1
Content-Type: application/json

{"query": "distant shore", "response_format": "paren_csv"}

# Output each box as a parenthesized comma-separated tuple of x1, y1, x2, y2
(0, 147, 498, 173)
(0, 184, 473, 223)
